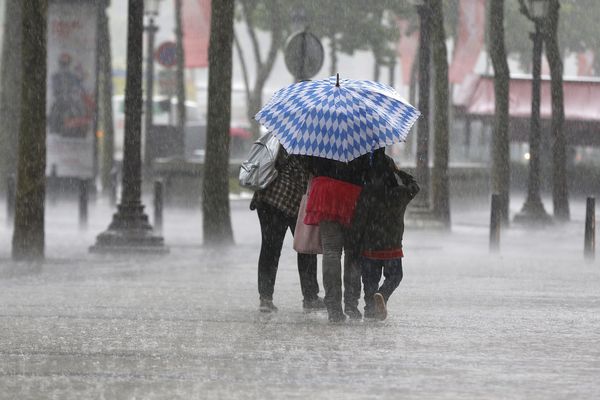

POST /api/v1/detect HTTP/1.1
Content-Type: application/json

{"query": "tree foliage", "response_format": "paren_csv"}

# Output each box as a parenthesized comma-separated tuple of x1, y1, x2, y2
(234, 0, 413, 137)
(507, 0, 600, 73)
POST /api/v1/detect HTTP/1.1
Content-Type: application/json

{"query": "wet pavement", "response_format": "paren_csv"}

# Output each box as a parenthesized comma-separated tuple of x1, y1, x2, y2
(0, 196, 598, 399)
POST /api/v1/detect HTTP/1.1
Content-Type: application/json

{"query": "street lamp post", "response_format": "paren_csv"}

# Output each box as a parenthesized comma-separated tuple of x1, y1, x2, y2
(91, 0, 167, 253)
(143, 0, 161, 172)
(515, 0, 551, 225)
(411, 0, 431, 210)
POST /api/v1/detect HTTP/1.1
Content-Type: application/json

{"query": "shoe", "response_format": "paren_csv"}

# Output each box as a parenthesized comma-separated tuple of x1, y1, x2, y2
(373, 293, 387, 320)
(259, 299, 278, 313)
(303, 296, 326, 311)
(327, 305, 347, 323)
(344, 304, 362, 320)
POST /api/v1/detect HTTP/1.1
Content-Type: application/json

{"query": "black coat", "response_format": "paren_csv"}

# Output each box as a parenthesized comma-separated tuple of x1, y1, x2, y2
(297, 154, 371, 186)
(348, 166, 416, 255)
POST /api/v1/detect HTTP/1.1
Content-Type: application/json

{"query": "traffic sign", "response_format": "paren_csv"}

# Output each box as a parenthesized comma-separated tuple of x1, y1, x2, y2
(284, 31, 324, 81)
(155, 41, 178, 68)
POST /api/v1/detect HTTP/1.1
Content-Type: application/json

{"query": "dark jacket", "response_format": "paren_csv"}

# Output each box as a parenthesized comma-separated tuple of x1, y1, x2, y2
(250, 149, 308, 218)
(298, 154, 371, 186)
(348, 160, 416, 255)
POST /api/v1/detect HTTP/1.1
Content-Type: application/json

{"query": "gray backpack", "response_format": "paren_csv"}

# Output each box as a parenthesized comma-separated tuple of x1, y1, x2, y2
(238, 131, 280, 191)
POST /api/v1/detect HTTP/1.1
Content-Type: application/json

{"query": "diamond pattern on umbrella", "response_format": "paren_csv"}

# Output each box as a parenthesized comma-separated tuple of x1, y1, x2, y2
(255, 76, 420, 162)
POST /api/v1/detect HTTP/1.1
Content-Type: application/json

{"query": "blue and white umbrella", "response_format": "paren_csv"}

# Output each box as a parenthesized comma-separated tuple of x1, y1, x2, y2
(255, 75, 420, 162)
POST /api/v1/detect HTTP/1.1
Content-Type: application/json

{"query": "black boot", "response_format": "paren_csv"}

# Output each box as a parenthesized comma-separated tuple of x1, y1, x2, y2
(327, 304, 346, 323)
(303, 296, 326, 311)
(259, 298, 278, 313)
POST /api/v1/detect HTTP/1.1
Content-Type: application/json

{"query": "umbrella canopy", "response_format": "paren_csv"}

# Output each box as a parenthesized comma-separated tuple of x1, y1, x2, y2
(255, 75, 420, 162)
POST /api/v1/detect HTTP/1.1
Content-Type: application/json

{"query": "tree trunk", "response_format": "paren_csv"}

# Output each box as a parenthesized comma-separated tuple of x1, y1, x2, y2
(388, 58, 396, 88)
(373, 57, 381, 81)
(99, 2, 115, 193)
(415, 5, 432, 208)
(202, 0, 234, 244)
(12, 0, 47, 261)
(544, 0, 569, 221)
(489, 0, 511, 224)
(405, 51, 419, 160)
(0, 0, 22, 193)
(248, 90, 263, 137)
(175, 0, 186, 139)
(430, 0, 450, 227)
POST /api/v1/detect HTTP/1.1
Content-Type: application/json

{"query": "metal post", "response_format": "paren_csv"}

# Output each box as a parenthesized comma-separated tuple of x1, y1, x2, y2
(515, 23, 550, 225)
(414, 4, 431, 209)
(6, 174, 15, 227)
(91, 1, 166, 253)
(490, 193, 501, 253)
(144, 17, 158, 173)
(154, 180, 163, 232)
(584, 197, 595, 261)
(79, 179, 88, 229)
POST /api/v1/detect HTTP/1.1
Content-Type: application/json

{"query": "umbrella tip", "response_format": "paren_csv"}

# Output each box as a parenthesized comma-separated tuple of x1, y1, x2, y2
(336, 73, 340, 87)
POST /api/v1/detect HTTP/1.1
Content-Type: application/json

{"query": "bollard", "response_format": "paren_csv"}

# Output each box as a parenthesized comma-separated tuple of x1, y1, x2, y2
(6, 174, 15, 227)
(490, 193, 501, 253)
(110, 169, 118, 206)
(154, 180, 164, 232)
(79, 179, 88, 230)
(584, 197, 595, 261)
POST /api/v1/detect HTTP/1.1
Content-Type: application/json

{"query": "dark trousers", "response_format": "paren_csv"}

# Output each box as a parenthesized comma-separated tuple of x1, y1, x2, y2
(361, 257, 403, 310)
(256, 203, 319, 301)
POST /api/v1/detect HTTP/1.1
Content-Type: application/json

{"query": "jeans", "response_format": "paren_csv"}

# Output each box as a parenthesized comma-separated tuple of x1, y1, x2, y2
(256, 203, 319, 301)
(361, 257, 403, 310)
(320, 221, 361, 311)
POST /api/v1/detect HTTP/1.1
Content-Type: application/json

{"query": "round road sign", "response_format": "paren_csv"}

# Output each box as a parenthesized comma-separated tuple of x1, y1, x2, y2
(155, 41, 178, 68)
(284, 31, 324, 81)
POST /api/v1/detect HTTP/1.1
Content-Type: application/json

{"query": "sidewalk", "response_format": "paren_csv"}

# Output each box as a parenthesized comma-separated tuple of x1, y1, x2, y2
(0, 196, 598, 399)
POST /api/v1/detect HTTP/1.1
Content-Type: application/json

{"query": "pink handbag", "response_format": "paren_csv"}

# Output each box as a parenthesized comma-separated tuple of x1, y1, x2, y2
(293, 189, 323, 254)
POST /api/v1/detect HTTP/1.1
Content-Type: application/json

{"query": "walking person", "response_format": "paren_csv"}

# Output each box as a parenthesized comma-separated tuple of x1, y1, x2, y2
(302, 156, 369, 322)
(349, 150, 419, 320)
(253, 74, 421, 321)
(251, 149, 325, 313)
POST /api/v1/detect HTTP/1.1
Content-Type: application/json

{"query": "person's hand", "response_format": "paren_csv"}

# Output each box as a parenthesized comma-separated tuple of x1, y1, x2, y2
(407, 182, 420, 197)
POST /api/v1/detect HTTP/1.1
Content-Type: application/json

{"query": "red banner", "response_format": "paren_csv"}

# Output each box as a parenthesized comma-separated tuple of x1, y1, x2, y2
(181, 0, 211, 68)
(396, 19, 419, 86)
(449, 0, 485, 84)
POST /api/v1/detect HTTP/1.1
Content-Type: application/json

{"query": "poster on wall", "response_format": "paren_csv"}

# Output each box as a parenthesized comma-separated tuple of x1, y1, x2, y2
(46, 1, 98, 178)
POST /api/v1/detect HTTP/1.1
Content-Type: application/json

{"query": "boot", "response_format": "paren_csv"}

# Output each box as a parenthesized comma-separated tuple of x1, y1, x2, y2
(344, 304, 362, 320)
(259, 298, 278, 313)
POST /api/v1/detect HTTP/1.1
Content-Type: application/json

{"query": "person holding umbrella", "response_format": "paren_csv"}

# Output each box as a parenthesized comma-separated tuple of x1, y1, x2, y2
(250, 148, 326, 313)
(255, 74, 420, 323)
(301, 154, 368, 321)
